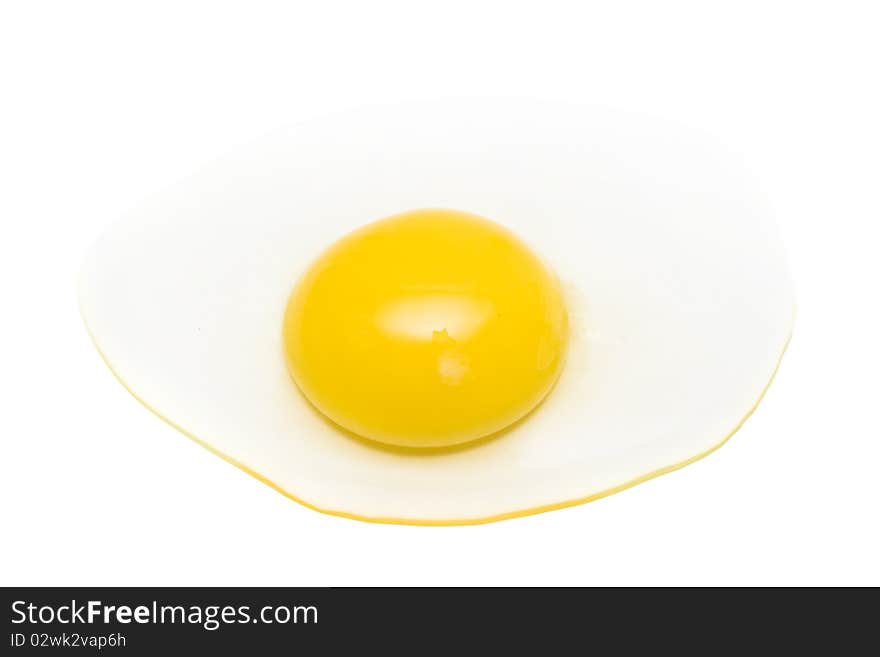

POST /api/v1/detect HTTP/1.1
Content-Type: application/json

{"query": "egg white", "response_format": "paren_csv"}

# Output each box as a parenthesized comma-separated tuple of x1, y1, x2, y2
(78, 101, 794, 524)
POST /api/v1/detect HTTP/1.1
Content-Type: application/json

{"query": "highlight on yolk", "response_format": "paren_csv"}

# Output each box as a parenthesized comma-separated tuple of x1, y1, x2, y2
(282, 209, 569, 449)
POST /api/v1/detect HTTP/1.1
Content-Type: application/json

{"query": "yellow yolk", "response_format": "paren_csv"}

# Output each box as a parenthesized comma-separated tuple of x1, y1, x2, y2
(282, 209, 569, 448)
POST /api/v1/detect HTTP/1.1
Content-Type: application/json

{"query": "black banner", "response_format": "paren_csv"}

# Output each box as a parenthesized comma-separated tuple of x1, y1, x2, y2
(1, 587, 871, 653)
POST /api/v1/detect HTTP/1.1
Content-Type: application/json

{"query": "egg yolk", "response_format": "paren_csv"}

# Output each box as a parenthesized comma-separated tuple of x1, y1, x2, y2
(282, 209, 569, 449)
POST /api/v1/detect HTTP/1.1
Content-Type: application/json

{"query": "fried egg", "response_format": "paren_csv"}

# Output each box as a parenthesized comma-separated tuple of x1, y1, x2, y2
(78, 101, 794, 524)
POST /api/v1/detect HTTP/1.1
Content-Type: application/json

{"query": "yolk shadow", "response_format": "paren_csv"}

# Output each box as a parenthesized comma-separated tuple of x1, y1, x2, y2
(286, 369, 566, 458)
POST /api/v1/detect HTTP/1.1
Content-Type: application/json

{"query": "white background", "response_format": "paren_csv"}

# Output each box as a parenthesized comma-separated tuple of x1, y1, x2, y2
(1, 1, 878, 586)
